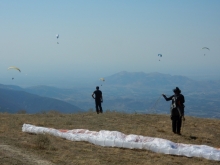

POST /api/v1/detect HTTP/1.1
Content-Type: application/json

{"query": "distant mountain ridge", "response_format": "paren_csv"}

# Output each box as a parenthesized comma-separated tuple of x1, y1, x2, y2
(1, 71, 220, 118)
(0, 84, 23, 91)
(102, 71, 220, 94)
(0, 86, 83, 113)
(104, 71, 193, 88)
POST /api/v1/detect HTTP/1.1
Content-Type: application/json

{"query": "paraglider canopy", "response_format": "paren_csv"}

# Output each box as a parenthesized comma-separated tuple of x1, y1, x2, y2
(100, 78, 105, 81)
(100, 78, 105, 86)
(8, 66, 21, 80)
(202, 47, 210, 50)
(8, 66, 21, 72)
(158, 54, 162, 61)
(202, 47, 210, 56)
(56, 34, 59, 44)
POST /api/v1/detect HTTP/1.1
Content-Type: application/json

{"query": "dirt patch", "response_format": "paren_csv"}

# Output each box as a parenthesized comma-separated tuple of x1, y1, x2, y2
(0, 145, 54, 165)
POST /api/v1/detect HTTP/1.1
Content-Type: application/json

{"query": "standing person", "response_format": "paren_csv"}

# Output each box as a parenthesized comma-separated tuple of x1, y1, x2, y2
(162, 87, 185, 135)
(92, 86, 103, 114)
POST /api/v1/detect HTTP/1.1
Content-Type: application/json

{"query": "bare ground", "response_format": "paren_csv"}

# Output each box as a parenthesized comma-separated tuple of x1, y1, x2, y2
(0, 111, 220, 165)
(0, 145, 54, 165)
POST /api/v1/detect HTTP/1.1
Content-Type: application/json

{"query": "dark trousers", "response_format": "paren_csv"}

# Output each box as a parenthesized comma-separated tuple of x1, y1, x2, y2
(171, 116, 182, 133)
(95, 100, 102, 113)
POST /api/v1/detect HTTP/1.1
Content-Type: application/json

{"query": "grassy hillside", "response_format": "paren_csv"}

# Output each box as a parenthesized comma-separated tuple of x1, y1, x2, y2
(0, 111, 220, 165)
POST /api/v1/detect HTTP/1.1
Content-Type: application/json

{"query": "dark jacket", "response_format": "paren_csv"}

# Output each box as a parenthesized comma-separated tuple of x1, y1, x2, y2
(93, 89, 103, 102)
(163, 94, 185, 117)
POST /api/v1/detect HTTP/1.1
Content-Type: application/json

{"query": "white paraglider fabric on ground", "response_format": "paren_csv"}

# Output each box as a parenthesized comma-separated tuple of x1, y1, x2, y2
(22, 124, 220, 161)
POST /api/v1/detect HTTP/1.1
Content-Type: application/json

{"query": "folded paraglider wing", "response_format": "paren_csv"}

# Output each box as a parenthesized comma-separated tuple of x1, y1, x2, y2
(22, 124, 220, 161)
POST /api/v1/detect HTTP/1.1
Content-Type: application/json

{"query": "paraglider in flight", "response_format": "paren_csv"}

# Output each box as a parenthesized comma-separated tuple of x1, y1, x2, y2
(8, 66, 21, 80)
(158, 54, 162, 61)
(202, 47, 210, 56)
(100, 78, 105, 86)
(8, 66, 21, 72)
(202, 47, 210, 50)
(56, 34, 59, 44)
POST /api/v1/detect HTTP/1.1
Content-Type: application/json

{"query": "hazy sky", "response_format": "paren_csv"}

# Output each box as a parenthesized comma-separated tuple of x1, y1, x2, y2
(1, 1, 220, 87)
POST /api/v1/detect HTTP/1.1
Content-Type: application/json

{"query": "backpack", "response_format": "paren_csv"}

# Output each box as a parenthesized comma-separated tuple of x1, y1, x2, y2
(170, 94, 184, 117)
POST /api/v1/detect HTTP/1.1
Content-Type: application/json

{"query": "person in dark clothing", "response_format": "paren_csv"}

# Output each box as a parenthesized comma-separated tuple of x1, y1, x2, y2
(92, 86, 103, 114)
(162, 87, 185, 135)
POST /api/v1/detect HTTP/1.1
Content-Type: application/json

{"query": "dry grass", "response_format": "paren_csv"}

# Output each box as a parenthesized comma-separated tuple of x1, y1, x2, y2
(0, 111, 220, 165)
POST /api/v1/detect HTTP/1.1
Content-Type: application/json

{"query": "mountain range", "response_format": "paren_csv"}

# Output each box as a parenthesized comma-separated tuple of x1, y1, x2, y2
(0, 84, 82, 113)
(1, 71, 220, 118)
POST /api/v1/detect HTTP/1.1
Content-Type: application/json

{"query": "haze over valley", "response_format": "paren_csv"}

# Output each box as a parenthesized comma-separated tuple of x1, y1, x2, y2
(1, 71, 220, 119)
(1, 1, 220, 119)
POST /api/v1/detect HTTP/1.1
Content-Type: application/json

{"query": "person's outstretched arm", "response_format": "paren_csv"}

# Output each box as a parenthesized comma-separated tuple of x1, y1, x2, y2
(162, 94, 173, 101)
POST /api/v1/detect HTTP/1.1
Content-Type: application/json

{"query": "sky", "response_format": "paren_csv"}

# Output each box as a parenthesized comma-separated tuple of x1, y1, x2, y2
(0, 0, 220, 87)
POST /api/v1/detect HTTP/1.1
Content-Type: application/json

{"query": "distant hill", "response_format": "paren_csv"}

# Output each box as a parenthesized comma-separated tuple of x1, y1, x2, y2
(10, 71, 220, 118)
(0, 87, 83, 113)
(105, 71, 193, 87)
(1, 71, 220, 118)
(103, 71, 220, 93)
(0, 84, 23, 91)
(100, 71, 220, 118)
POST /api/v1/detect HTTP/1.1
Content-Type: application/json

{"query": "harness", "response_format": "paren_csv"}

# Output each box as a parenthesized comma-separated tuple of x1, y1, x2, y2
(170, 95, 183, 117)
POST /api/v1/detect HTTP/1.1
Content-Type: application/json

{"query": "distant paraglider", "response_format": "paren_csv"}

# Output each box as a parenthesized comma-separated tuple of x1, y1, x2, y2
(56, 34, 59, 44)
(8, 66, 21, 80)
(202, 47, 210, 50)
(8, 66, 21, 72)
(158, 54, 162, 61)
(100, 78, 105, 86)
(202, 47, 210, 56)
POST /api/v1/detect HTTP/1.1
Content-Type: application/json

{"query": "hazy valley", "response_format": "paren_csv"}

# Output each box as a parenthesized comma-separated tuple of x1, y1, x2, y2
(1, 71, 220, 119)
